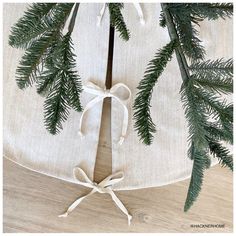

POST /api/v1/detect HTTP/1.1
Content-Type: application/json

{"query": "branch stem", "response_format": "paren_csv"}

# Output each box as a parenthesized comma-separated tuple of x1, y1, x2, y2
(161, 3, 190, 82)
(68, 3, 80, 33)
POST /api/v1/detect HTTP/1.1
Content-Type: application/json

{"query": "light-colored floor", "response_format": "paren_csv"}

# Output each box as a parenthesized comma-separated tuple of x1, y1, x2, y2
(3, 100, 233, 233)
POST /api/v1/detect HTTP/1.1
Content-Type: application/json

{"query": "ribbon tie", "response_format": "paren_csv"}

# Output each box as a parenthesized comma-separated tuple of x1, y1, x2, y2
(58, 167, 132, 225)
(79, 81, 131, 145)
(97, 3, 145, 26)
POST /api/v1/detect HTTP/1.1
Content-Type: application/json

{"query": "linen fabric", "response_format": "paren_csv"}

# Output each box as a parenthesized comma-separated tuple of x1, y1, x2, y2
(3, 3, 233, 190)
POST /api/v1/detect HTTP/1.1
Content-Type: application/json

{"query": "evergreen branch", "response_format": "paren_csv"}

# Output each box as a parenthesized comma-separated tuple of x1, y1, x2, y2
(16, 30, 59, 89)
(188, 3, 233, 20)
(44, 71, 70, 134)
(66, 70, 83, 112)
(204, 123, 233, 145)
(161, 3, 191, 82)
(9, 3, 55, 48)
(169, 6, 205, 62)
(37, 70, 58, 95)
(190, 58, 233, 76)
(184, 149, 211, 212)
(180, 79, 208, 148)
(133, 40, 177, 145)
(190, 58, 233, 94)
(108, 3, 130, 41)
(43, 32, 82, 134)
(168, 3, 233, 21)
(9, 3, 74, 49)
(159, 11, 166, 27)
(193, 76, 233, 95)
(208, 140, 233, 171)
(194, 88, 233, 125)
(68, 3, 80, 33)
(181, 79, 212, 211)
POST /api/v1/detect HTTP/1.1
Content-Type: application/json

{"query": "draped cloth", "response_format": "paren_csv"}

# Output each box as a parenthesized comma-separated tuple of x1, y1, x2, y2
(3, 3, 233, 195)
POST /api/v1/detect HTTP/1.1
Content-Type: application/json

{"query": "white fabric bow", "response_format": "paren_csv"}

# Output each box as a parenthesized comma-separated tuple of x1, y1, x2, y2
(79, 81, 131, 145)
(58, 167, 132, 225)
(97, 3, 145, 26)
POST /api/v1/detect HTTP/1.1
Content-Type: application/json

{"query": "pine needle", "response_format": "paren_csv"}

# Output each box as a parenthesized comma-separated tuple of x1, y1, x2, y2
(133, 40, 177, 145)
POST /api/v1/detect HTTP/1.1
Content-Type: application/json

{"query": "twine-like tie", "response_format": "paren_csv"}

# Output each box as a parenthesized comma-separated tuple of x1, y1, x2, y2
(58, 167, 132, 225)
(97, 3, 145, 26)
(78, 81, 131, 145)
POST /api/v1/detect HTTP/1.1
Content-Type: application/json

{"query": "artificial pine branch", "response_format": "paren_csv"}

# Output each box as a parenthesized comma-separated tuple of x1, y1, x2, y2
(134, 3, 233, 211)
(162, 3, 233, 211)
(16, 30, 59, 89)
(190, 59, 233, 94)
(172, 11, 205, 62)
(9, 3, 56, 48)
(180, 78, 209, 148)
(43, 32, 82, 134)
(168, 3, 233, 21)
(208, 140, 233, 171)
(184, 3, 233, 20)
(204, 124, 233, 145)
(9, 3, 82, 134)
(184, 149, 211, 212)
(133, 40, 177, 145)
(9, 3, 74, 49)
(108, 3, 130, 41)
(193, 88, 233, 124)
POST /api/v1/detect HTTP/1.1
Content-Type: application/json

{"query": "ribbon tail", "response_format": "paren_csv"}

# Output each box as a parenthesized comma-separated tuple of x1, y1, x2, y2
(97, 3, 106, 26)
(79, 96, 104, 137)
(109, 190, 132, 226)
(133, 3, 145, 25)
(58, 190, 95, 218)
(119, 105, 129, 145)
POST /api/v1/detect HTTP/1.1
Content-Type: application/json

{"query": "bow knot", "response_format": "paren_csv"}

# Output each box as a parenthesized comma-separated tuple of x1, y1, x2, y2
(79, 81, 131, 145)
(58, 167, 132, 225)
(104, 89, 112, 97)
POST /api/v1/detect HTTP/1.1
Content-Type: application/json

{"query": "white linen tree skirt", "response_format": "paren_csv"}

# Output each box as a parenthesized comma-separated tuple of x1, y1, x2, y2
(3, 3, 233, 192)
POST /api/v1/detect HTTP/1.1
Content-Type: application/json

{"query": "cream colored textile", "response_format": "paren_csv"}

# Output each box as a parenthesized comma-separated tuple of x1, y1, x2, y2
(3, 3, 110, 182)
(111, 3, 233, 190)
(3, 3, 233, 191)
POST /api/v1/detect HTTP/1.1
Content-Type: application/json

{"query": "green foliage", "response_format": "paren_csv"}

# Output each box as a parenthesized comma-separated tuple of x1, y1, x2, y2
(9, 3, 55, 48)
(16, 30, 59, 89)
(159, 11, 166, 28)
(190, 59, 233, 94)
(204, 124, 233, 145)
(168, 3, 233, 62)
(208, 140, 233, 171)
(181, 74, 233, 211)
(185, 3, 233, 20)
(43, 32, 82, 134)
(133, 40, 177, 145)
(168, 3, 233, 21)
(9, 3, 74, 49)
(180, 79, 209, 148)
(169, 6, 205, 62)
(135, 3, 233, 211)
(108, 3, 130, 41)
(9, 3, 82, 134)
(184, 148, 211, 212)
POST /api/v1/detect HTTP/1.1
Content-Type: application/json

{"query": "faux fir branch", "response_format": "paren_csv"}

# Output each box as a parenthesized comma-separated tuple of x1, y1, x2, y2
(134, 3, 233, 211)
(9, 3, 82, 134)
(108, 3, 130, 41)
(9, 2, 130, 134)
(133, 40, 177, 145)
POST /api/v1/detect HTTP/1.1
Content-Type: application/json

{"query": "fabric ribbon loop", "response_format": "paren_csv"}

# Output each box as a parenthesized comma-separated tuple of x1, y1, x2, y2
(58, 167, 132, 225)
(97, 3, 145, 26)
(79, 81, 131, 145)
